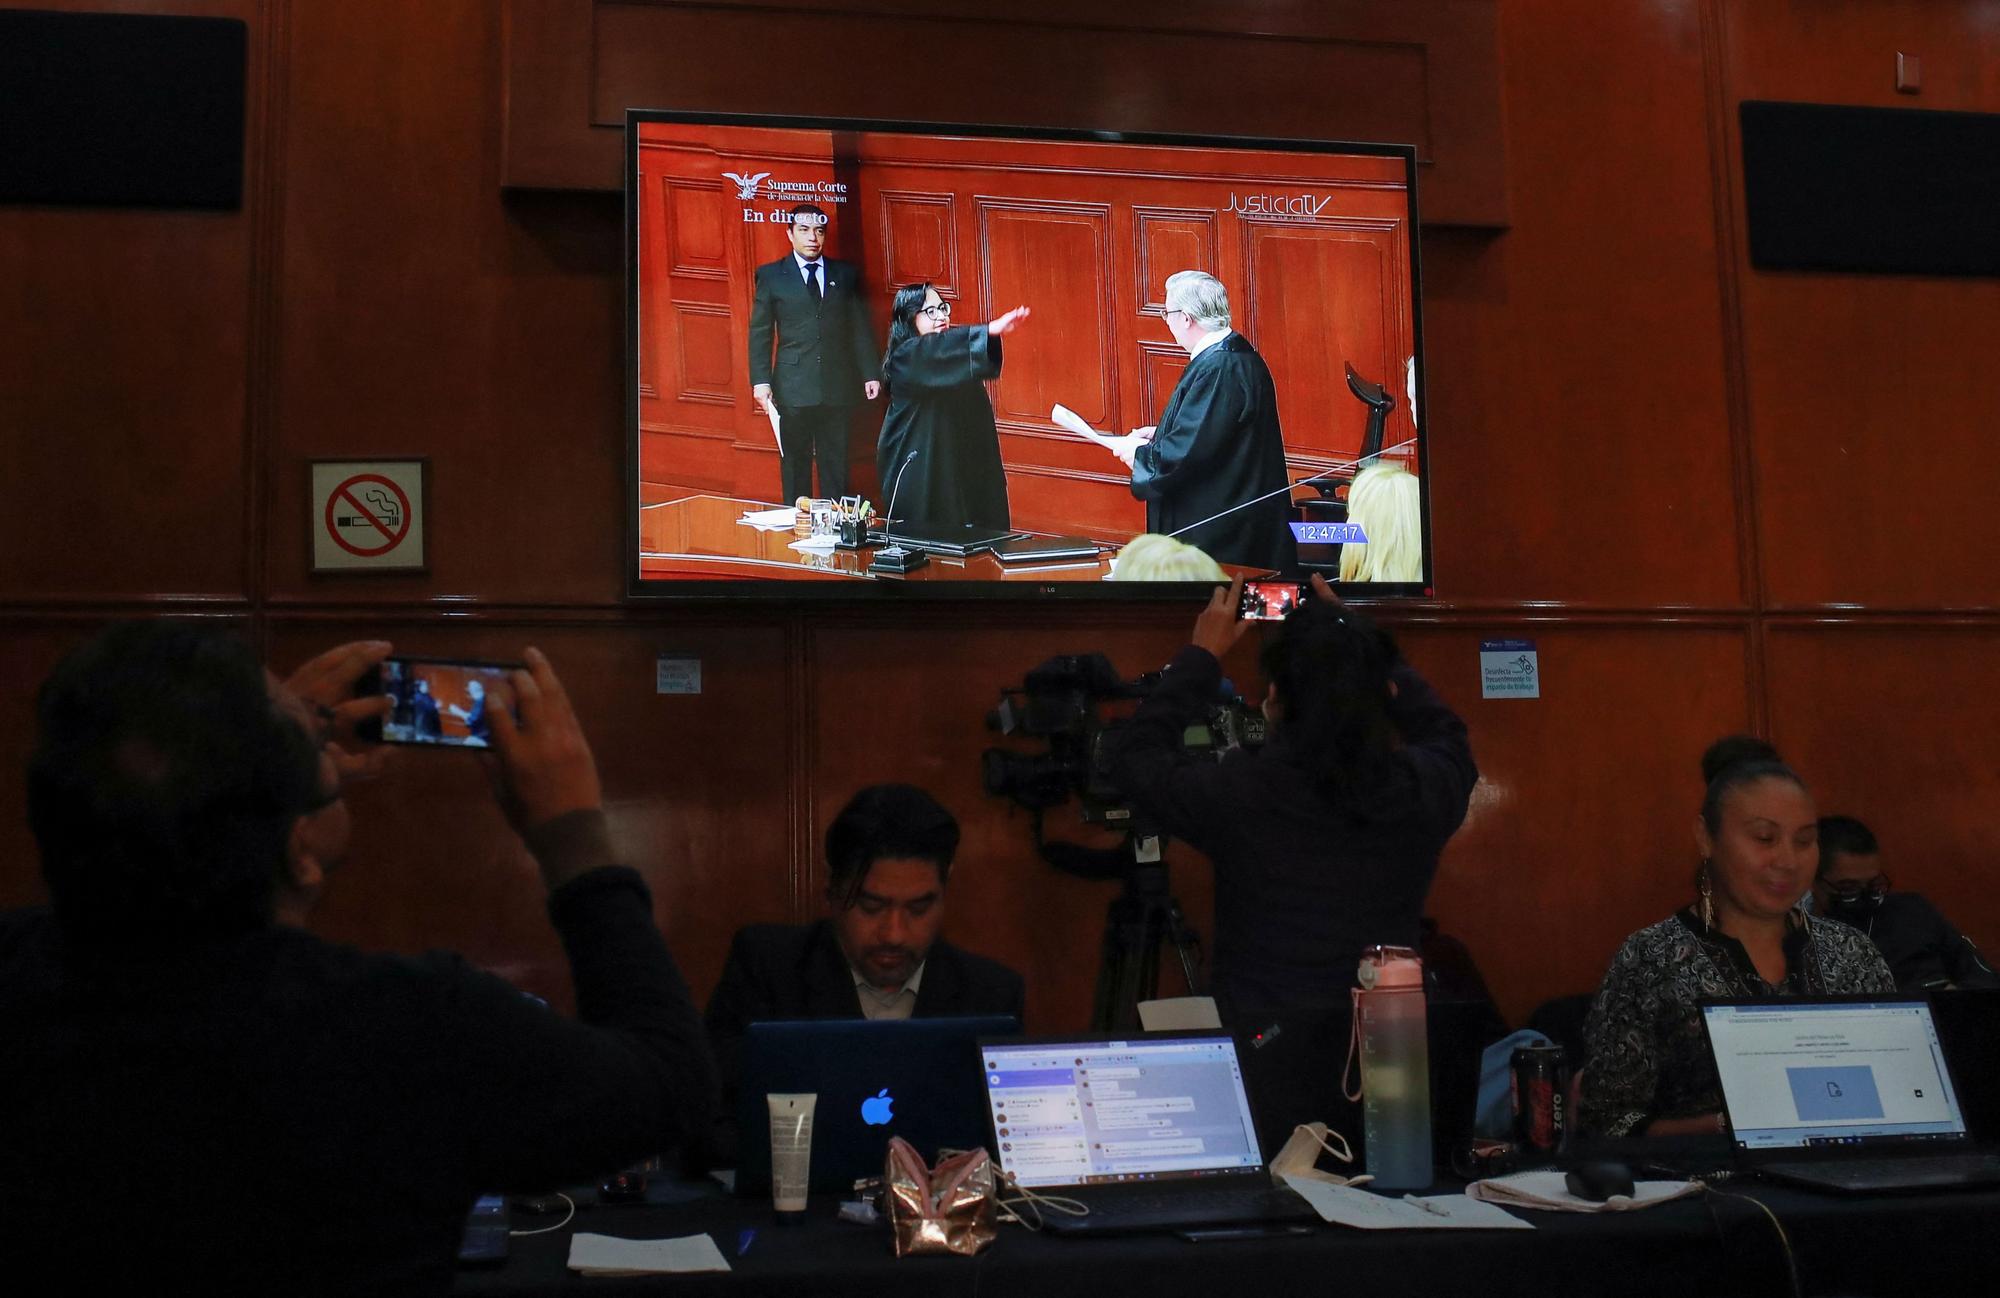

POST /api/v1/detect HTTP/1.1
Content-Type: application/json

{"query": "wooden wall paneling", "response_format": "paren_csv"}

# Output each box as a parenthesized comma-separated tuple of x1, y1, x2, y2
(502, 0, 1508, 228)
(979, 198, 1117, 471)
(0, 0, 265, 603)
(1241, 215, 1412, 466)
(1416, 0, 1742, 608)
(1763, 622, 2000, 974)
(1716, 1, 2000, 611)
(1402, 622, 1758, 1026)
(269, 0, 630, 606)
(878, 191, 958, 295)
(265, 617, 796, 1014)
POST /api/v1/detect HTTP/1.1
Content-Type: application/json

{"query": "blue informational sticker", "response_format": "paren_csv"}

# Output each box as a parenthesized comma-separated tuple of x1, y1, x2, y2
(1479, 639, 1539, 700)
(655, 654, 702, 695)
(1289, 521, 1369, 544)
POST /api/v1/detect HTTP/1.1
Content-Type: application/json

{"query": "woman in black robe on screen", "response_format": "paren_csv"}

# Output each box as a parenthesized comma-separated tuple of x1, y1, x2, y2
(874, 283, 1030, 531)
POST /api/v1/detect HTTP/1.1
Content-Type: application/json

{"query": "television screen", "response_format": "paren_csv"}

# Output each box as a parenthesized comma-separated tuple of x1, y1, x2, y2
(627, 111, 1430, 598)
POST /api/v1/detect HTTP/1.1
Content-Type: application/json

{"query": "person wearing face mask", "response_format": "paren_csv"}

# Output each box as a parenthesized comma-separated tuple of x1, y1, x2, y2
(1577, 761, 1895, 1138)
(1813, 815, 1998, 991)
(873, 282, 1029, 532)
(1103, 574, 1477, 1153)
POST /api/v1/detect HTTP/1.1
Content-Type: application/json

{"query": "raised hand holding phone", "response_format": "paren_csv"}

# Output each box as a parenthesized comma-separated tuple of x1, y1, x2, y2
(485, 648, 603, 848)
(283, 639, 394, 781)
(1193, 575, 1252, 659)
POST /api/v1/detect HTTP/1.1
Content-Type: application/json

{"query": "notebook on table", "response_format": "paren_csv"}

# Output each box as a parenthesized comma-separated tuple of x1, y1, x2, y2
(978, 1032, 1315, 1235)
(735, 1015, 1016, 1195)
(1700, 995, 2000, 1194)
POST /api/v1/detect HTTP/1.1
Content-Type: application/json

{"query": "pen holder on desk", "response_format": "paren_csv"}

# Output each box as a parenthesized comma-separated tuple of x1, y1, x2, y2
(835, 516, 873, 550)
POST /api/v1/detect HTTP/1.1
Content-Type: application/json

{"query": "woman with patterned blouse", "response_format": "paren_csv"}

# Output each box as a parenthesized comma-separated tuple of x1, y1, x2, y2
(1579, 760, 1895, 1137)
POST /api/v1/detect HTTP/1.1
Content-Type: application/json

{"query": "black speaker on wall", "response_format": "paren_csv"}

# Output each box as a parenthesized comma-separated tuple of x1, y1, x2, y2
(1740, 100, 2000, 278)
(0, 10, 246, 209)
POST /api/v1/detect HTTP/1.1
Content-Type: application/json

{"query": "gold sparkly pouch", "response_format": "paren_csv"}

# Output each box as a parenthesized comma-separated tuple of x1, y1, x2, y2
(883, 1136, 997, 1257)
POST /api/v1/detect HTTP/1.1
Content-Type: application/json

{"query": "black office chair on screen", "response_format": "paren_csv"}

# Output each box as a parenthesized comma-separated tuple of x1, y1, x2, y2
(1294, 364, 1396, 575)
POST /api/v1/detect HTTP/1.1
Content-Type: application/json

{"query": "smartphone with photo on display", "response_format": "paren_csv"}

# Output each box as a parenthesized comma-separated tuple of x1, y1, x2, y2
(1237, 581, 1305, 622)
(355, 656, 522, 749)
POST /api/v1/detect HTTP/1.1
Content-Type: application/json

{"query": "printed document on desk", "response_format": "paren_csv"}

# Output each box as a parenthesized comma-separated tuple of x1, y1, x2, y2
(1282, 1176, 1533, 1231)
(567, 1232, 732, 1275)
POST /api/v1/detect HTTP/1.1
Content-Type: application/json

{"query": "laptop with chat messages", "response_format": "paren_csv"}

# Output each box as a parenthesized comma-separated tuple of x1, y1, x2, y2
(978, 1032, 1316, 1235)
(1700, 995, 2000, 1193)
(735, 1015, 1015, 1196)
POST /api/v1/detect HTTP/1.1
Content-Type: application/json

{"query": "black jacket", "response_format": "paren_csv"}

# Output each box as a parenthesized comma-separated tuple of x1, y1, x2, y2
(747, 255, 880, 408)
(0, 812, 713, 1297)
(702, 919, 1024, 1164)
(1105, 646, 1476, 1017)
(1129, 332, 1296, 573)
(1828, 892, 1999, 991)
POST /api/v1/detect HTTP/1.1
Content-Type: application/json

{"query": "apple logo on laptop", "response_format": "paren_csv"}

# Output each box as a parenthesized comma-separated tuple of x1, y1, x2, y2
(861, 1088, 895, 1126)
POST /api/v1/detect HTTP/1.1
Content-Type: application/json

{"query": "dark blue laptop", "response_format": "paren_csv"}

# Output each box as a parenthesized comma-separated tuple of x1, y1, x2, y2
(735, 1015, 1016, 1195)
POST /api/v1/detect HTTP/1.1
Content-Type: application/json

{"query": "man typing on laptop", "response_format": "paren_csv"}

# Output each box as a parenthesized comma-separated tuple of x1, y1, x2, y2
(704, 784, 1025, 1165)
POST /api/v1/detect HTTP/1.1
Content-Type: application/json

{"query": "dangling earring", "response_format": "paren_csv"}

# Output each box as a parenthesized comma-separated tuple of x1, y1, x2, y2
(1699, 861, 1715, 931)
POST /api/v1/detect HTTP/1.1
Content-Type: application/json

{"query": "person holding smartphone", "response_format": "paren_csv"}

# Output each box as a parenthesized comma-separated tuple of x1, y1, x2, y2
(3, 625, 714, 1293)
(1103, 575, 1478, 1154)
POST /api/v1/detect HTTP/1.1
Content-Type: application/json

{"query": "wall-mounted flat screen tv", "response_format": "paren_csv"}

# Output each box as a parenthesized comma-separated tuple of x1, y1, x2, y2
(627, 110, 1431, 599)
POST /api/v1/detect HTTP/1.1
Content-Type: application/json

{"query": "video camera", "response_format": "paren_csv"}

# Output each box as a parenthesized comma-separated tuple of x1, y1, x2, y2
(980, 652, 1265, 835)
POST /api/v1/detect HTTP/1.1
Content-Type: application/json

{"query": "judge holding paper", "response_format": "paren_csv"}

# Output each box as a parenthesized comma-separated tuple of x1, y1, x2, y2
(1114, 271, 1295, 573)
(875, 283, 1030, 530)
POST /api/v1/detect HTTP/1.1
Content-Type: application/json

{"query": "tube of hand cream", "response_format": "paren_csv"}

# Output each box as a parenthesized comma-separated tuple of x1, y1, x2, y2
(767, 1092, 818, 1218)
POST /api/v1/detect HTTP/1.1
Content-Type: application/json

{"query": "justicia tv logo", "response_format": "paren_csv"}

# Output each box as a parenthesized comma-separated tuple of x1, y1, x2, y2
(1225, 191, 1332, 218)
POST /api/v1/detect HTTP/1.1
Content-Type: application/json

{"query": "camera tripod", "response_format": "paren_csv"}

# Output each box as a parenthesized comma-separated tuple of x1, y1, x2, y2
(1090, 835, 1205, 1032)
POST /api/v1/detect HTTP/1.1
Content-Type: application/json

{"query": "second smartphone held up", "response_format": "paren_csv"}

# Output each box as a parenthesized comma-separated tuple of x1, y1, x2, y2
(357, 656, 522, 749)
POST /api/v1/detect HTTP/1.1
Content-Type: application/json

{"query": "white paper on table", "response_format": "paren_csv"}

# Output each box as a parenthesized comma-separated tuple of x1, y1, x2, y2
(567, 1232, 733, 1276)
(763, 402, 784, 457)
(1465, 1170, 1701, 1213)
(1138, 996, 1222, 1031)
(1052, 403, 1148, 462)
(739, 507, 798, 530)
(1281, 1175, 1534, 1231)
(789, 535, 839, 552)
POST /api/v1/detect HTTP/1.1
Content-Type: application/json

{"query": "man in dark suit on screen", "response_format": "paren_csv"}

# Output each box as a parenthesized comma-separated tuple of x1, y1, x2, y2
(748, 203, 881, 502)
(1114, 270, 1296, 573)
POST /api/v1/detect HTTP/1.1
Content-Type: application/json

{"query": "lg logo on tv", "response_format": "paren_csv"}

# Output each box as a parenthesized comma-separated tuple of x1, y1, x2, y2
(860, 1089, 895, 1126)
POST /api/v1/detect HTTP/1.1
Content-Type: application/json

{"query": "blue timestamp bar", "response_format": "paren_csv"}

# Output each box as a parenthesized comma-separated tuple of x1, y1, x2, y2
(1290, 522, 1369, 544)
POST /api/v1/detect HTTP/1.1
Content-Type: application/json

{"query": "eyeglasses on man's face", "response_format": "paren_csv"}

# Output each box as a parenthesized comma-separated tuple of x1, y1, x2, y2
(919, 300, 952, 321)
(1826, 875, 1891, 900)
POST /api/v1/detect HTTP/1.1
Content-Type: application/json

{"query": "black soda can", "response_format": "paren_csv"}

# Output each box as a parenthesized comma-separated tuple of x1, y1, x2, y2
(1510, 1043, 1568, 1157)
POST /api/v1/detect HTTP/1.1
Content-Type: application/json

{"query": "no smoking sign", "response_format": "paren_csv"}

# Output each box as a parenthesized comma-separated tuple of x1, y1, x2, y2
(310, 460, 428, 572)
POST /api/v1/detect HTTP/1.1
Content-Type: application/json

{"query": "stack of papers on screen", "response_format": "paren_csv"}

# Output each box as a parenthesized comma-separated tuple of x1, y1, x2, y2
(1280, 1176, 1531, 1230)
(1465, 1170, 1700, 1213)
(789, 535, 838, 553)
(567, 1232, 732, 1275)
(739, 507, 797, 530)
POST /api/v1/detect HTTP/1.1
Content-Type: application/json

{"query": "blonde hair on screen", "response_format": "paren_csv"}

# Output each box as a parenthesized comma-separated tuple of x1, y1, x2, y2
(1338, 463, 1422, 584)
(1112, 533, 1228, 583)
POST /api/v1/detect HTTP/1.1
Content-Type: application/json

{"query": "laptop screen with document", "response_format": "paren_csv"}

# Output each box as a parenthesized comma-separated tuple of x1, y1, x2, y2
(1703, 999, 1972, 1152)
(980, 1035, 1264, 1189)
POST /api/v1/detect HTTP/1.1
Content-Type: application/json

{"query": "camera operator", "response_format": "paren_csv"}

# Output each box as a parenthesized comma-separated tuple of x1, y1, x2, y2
(1104, 574, 1477, 1152)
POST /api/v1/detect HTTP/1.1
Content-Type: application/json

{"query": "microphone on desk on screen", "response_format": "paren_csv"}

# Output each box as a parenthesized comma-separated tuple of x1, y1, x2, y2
(879, 450, 920, 553)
